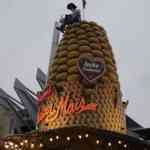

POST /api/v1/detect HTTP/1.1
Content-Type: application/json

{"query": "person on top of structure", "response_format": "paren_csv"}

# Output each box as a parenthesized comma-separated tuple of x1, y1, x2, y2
(56, 3, 81, 32)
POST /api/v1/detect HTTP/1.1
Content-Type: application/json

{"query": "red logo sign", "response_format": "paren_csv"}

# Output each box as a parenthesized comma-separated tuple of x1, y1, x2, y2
(36, 85, 53, 103)
(37, 96, 97, 124)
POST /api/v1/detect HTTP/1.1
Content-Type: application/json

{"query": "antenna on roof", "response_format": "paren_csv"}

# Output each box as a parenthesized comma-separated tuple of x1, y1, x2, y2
(81, 0, 87, 20)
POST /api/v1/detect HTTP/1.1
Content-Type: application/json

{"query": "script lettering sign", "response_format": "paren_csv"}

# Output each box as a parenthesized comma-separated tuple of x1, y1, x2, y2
(37, 96, 97, 124)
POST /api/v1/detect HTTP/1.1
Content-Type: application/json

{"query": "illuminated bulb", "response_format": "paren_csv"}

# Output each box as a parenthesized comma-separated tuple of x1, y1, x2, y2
(4, 145, 9, 149)
(9, 142, 14, 146)
(124, 144, 127, 148)
(56, 136, 59, 140)
(30, 143, 34, 149)
(85, 134, 89, 138)
(78, 135, 82, 139)
(20, 142, 24, 146)
(96, 140, 100, 144)
(49, 138, 53, 142)
(108, 142, 112, 147)
(39, 143, 43, 148)
(66, 137, 70, 141)
(24, 140, 28, 144)
(15, 144, 18, 148)
(118, 140, 122, 144)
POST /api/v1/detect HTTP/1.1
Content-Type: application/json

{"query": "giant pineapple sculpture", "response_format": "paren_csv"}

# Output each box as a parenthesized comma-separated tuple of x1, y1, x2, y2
(37, 21, 127, 134)
(0, 20, 149, 150)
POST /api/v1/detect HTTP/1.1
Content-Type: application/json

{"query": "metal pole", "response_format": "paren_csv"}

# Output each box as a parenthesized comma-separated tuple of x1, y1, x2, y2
(82, 7, 85, 20)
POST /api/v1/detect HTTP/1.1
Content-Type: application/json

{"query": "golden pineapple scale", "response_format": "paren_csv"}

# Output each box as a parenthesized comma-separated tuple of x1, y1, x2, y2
(37, 21, 127, 134)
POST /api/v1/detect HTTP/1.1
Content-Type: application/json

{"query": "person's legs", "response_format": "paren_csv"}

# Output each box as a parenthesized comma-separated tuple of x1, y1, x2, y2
(56, 15, 72, 33)
(64, 15, 74, 25)
(73, 16, 81, 23)
(56, 25, 64, 33)
(56, 14, 79, 32)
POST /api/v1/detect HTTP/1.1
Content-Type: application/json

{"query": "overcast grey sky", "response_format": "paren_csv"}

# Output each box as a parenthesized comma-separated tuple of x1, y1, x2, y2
(0, 0, 149, 127)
